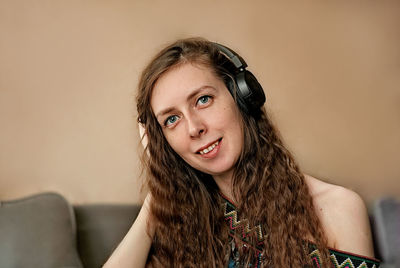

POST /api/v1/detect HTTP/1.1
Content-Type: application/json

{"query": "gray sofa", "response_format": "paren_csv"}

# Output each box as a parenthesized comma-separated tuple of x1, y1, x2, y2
(0, 192, 399, 268)
(0, 193, 140, 268)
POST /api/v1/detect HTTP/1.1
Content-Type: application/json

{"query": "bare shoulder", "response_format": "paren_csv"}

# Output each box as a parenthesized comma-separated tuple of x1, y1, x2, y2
(303, 174, 375, 258)
(304, 174, 364, 209)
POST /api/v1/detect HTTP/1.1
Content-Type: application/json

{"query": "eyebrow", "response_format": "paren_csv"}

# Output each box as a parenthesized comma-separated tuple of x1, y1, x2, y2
(155, 85, 216, 119)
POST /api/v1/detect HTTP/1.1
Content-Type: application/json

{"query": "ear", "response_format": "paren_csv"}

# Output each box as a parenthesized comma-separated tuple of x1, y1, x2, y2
(138, 122, 148, 150)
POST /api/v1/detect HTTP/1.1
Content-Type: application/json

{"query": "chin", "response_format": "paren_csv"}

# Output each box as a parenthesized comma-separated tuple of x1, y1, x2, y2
(203, 164, 236, 178)
(187, 157, 238, 178)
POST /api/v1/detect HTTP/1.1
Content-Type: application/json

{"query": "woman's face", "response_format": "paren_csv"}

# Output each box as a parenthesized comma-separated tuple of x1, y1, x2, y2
(150, 62, 244, 182)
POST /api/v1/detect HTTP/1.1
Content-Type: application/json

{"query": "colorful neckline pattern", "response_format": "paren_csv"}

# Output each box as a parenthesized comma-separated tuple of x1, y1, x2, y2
(221, 194, 381, 268)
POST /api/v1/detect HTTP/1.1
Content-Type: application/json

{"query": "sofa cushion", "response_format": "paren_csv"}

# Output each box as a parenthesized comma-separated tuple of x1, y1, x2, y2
(371, 197, 400, 267)
(74, 204, 141, 268)
(0, 192, 83, 268)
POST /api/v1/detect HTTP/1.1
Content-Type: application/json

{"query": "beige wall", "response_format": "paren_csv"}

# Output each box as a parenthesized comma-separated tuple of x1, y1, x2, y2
(0, 1, 399, 205)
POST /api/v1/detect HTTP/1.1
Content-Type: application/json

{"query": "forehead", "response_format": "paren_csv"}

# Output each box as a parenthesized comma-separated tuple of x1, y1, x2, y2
(150, 62, 223, 113)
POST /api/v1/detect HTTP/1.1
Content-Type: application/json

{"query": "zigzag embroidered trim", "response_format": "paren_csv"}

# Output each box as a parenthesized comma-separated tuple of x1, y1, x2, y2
(223, 201, 267, 243)
(222, 195, 265, 267)
(310, 248, 380, 268)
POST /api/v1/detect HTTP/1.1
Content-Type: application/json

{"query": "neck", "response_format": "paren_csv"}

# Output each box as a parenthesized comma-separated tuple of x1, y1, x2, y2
(213, 169, 236, 203)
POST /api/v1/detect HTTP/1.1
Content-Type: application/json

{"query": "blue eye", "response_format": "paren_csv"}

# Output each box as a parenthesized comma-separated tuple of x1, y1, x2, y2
(164, 115, 179, 126)
(197, 95, 211, 105)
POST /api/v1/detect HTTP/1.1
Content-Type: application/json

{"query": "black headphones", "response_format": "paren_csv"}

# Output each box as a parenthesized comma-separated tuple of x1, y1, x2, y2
(214, 43, 266, 115)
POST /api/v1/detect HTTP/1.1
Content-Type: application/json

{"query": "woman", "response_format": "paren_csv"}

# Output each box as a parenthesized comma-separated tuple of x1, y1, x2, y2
(104, 37, 379, 267)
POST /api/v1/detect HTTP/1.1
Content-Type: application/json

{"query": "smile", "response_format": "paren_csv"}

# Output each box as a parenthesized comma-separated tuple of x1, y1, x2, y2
(196, 138, 223, 157)
(199, 140, 220, 155)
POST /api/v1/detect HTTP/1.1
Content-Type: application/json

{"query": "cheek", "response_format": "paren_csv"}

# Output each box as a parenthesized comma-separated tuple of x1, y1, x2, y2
(164, 131, 187, 155)
(222, 104, 243, 131)
(213, 101, 238, 124)
(227, 108, 244, 147)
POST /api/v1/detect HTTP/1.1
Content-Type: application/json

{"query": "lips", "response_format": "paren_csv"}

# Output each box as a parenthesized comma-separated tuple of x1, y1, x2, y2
(196, 138, 222, 154)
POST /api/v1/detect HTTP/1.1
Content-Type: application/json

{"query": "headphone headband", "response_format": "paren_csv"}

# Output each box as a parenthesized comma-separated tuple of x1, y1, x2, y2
(213, 43, 248, 71)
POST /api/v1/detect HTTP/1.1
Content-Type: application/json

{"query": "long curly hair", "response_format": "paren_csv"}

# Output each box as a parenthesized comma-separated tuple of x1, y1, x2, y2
(136, 37, 330, 267)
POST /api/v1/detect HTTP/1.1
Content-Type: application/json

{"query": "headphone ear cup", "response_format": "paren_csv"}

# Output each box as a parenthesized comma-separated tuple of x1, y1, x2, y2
(235, 70, 266, 114)
(224, 75, 250, 114)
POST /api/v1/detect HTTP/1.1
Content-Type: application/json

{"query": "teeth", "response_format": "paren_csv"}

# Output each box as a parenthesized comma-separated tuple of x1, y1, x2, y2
(199, 140, 219, 155)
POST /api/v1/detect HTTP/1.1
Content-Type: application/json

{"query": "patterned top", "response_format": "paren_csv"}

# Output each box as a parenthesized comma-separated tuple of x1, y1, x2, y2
(221, 194, 381, 268)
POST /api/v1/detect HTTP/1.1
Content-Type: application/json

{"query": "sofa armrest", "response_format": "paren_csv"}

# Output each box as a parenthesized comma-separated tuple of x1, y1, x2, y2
(370, 197, 400, 267)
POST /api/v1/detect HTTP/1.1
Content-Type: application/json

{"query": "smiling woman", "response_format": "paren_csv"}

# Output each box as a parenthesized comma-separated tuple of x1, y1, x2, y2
(104, 37, 379, 267)
(151, 63, 243, 182)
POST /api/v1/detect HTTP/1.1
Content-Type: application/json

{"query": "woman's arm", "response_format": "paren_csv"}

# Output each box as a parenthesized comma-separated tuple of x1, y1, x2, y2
(324, 186, 375, 257)
(103, 194, 153, 268)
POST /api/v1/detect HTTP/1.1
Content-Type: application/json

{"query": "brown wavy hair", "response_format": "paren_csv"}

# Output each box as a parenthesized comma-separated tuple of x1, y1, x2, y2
(136, 37, 330, 267)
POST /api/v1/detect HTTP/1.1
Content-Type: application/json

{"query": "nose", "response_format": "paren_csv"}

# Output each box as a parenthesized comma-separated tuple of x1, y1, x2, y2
(187, 113, 206, 138)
